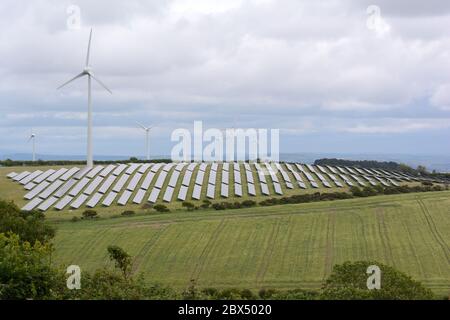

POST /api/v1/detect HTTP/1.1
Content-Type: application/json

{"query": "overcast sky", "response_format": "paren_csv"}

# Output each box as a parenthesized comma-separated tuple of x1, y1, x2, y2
(1, 0, 450, 158)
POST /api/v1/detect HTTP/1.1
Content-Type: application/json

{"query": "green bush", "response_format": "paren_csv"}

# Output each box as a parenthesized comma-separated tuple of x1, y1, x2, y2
(153, 204, 170, 213)
(82, 209, 98, 219)
(182, 201, 196, 211)
(121, 210, 135, 216)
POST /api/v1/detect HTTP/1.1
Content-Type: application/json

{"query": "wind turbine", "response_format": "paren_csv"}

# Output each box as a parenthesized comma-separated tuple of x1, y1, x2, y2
(136, 122, 153, 161)
(57, 28, 112, 168)
(28, 130, 36, 162)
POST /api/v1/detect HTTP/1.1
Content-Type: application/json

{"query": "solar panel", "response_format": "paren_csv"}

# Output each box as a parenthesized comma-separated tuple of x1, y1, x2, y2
(220, 183, 229, 198)
(133, 189, 146, 204)
(243, 163, 251, 171)
(174, 163, 186, 172)
(178, 185, 189, 201)
(221, 170, 229, 185)
(163, 170, 178, 188)
(322, 180, 331, 188)
(83, 176, 104, 195)
(126, 173, 143, 191)
(118, 190, 133, 205)
(112, 174, 130, 193)
(73, 166, 91, 180)
(181, 170, 193, 186)
(24, 181, 50, 200)
(235, 183, 243, 197)
(317, 165, 328, 174)
(346, 167, 357, 175)
(21, 198, 43, 211)
(210, 163, 218, 172)
(337, 167, 347, 174)
(141, 171, 157, 190)
(186, 163, 197, 171)
(274, 183, 282, 195)
(245, 170, 254, 184)
(6, 172, 18, 179)
(199, 163, 208, 172)
(163, 186, 175, 202)
(295, 163, 305, 172)
(351, 175, 366, 187)
(195, 170, 205, 185)
(69, 177, 90, 197)
(285, 181, 294, 189)
(60, 167, 80, 181)
(86, 193, 103, 208)
(99, 164, 116, 177)
(151, 163, 163, 172)
(254, 163, 262, 171)
(260, 183, 269, 195)
(206, 184, 215, 199)
(54, 195, 73, 210)
(234, 170, 242, 184)
(38, 196, 58, 211)
(247, 183, 256, 196)
(47, 168, 69, 182)
(138, 163, 151, 174)
(13, 171, 31, 182)
(304, 172, 315, 182)
(327, 166, 338, 174)
(112, 164, 127, 176)
(311, 181, 319, 188)
(70, 194, 88, 209)
(388, 179, 399, 186)
(148, 187, 161, 203)
(306, 164, 316, 173)
(38, 180, 64, 199)
(125, 163, 140, 175)
(208, 170, 217, 185)
(84, 165, 103, 178)
(20, 170, 44, 185)
(257, 170, 267, 184)
(222, 163, 229, 171)
(33, 170, 56, 183)
(54, 179, 77, 198)
(334, 181, 343, 187)
(192, 184, 202, 200)
(102, 192, 118, 206)
(162, 163, 174, 172)
(24, 182, 37, 190)
(154, 171, 168, 189)
(298, 181, 307, 189)
(98, 175, 117, 194)
(292, 171, 303, 182)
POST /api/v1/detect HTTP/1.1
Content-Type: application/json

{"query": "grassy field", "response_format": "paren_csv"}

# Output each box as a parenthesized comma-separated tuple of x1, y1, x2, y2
(49, 191, 450, 296)
(1, 165, 449, 296)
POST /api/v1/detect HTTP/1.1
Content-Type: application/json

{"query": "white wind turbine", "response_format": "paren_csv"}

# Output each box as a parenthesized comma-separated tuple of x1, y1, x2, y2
(136, 122, 153, 161)
(28, 129, 36, 162)
(57, 28, 112, 168)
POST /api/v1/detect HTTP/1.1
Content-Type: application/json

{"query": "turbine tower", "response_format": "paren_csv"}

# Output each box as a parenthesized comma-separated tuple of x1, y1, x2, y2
(28, 130, 36, 162)
(137, 122, 153, 161)
(57, 28, 112, 168)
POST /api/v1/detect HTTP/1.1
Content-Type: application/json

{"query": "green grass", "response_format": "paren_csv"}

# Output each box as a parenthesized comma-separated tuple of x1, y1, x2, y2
(49, 191, 450, 296)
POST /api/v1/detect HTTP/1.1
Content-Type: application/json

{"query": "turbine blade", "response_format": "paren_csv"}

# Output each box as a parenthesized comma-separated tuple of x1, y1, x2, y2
(86, 28, 92, 66)
(57, 72, 85, 90)
(91, 74, 112, 94)
(136, 121, 147, 130)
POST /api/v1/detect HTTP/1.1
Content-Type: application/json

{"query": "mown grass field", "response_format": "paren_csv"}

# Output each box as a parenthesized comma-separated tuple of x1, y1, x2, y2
(49, 191, 450, 296)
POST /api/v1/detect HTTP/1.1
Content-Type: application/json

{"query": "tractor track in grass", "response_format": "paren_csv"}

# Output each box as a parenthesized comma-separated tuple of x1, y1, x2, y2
(375, 208, 394, 265)
(416, 198, 450, 262)
(256, 217, 282, 285)
(190, 219, 227, 282)
(323, 210, 336, 277)
(131, 227, 166, 273)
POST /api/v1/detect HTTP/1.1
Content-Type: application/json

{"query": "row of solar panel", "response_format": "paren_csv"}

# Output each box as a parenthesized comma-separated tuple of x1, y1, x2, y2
(8, 162, 415, 212)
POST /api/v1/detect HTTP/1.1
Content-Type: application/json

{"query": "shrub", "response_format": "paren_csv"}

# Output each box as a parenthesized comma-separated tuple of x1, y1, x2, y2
(153, 204, 170, 213)
(241, 200, 257, 208)
(320, 261, 435, 300)
(81, 209, 98, 219)
(121, 210, 135, 216)
(421, 181, 433, 186)
(71, 216, 80, 222)
(141, 203, 152, 210)
(182, 201, 195, 211)
(200, 200, 211, 209)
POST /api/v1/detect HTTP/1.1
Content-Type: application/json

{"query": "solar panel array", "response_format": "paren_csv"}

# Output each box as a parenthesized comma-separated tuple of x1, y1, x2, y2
(5, 161, 426, 212)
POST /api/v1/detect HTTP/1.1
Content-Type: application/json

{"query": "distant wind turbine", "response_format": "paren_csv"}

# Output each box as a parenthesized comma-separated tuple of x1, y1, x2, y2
(57, 28, 112, 168)
(28, 130, 36, 162)
(137, 122, 153, 161)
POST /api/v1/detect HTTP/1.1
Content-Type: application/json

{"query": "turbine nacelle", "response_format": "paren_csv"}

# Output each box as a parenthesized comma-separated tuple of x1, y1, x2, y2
(83, 67, 92, 75)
